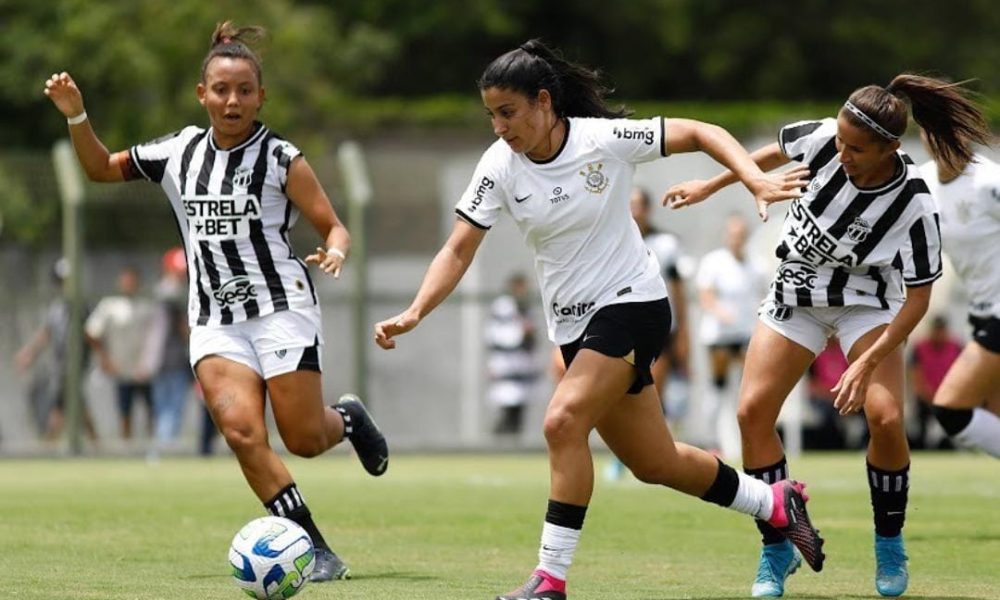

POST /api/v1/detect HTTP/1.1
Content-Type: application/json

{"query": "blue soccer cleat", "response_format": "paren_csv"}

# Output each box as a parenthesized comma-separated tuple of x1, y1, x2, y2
(751, 540, 801, 597)
(875, 533, 908, 596)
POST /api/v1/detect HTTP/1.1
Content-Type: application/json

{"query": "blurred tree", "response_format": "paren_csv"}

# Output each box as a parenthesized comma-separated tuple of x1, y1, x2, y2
(0, 0, 397, 150)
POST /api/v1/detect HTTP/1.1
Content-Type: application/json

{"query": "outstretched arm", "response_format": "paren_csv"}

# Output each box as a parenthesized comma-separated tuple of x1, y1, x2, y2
(662, 121, 807, 220)
(44, 72, 130, 182)
(374, 219, 486, 349)
(286, 157, 351, 279)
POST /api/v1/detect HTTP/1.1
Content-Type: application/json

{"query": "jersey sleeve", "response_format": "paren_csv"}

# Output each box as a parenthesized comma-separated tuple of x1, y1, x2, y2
(977, 159, 1000, 221)
(589, 117, 666, 163)
(899, 210, 943, 287)
(778, 118, 834, 164)
(127, 127, 194, 184)
(454, 145, 508, 230)
(269, 137, 303, 192)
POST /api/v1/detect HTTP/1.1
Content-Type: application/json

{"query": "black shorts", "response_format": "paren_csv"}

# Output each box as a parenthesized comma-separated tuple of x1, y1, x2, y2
(969, 315, 1000, 354)
(560, 297, 672, 395)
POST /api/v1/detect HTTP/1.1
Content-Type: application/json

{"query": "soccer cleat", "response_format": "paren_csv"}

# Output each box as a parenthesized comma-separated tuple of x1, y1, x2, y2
(874, 533, 908, 597)
(766, 480, 825, 572)
(751, 540, 802, 597)
(495, 569, 567, 600)
(335, 394, 389, 476)
(309, 548, 350, 582)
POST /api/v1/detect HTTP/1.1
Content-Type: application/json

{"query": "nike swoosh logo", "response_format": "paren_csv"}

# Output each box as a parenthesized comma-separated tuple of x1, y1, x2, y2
(583, 334, 599, 343)
(377, 456, 388, 472)
(515, 194, 532, 203)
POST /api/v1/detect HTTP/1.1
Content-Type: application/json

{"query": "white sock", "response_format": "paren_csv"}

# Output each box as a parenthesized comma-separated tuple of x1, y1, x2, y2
(955, 408, 1000, 458)
(536, 522, 580, 580)
(729, 471, 774, 521)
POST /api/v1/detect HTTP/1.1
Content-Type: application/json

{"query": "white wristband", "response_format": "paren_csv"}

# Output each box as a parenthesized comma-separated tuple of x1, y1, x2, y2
(326, 247, 346, 260)
(67, 111, 88, 125)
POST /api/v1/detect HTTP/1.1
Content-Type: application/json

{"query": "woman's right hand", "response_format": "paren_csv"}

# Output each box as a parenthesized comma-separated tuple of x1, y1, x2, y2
(44, 72, 85, 118)
(374, 310, 421, 350)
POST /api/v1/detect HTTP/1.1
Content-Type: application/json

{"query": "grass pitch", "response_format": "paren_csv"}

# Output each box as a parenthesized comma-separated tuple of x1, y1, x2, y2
(2, 452, 997, 599)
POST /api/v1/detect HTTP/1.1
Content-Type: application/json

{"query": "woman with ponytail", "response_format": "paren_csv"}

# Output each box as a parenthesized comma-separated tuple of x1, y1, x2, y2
(44, 21, 389, 583)
(670, 74, 989, 597)
(914, 81, 1000, 459)
(375, 39, 824, 600)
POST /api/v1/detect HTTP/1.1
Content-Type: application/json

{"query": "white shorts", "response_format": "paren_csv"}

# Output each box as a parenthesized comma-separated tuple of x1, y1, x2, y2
(189, 305, 324, 379)
(758, 298, 900, 357)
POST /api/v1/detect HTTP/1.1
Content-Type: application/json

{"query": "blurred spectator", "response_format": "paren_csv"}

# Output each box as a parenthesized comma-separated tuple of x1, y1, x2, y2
(909, 316, 962, 449)
(805, 338, 852, 449)
(629, 187, 692, 421)
(85, 265, 158, 441)
(147, 247, 194, 455)
(486, 273, 540, 438)
(14, 258, 98, 445)
(695, 213, 766, 458)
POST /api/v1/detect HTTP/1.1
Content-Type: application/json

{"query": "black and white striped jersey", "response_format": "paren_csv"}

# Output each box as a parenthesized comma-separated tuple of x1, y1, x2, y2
(129, 122, 318, 327)
(772, 118, 942, 309)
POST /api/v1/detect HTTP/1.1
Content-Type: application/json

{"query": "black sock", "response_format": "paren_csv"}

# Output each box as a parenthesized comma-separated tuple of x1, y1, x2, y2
(867, 461, 909, 537)
(264, 483, 331, 551)
(701, 458, 739, 507)
(545, 499, 587, 530)
(932, 405, 974, 437)
(745, 457, 788, 545)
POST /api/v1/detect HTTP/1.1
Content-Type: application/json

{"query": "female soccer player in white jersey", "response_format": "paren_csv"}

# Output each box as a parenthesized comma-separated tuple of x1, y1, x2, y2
(374, 39, 824, 600)
(43, 22, 389, 582)
(669, 74, 991, 597)
(919, 144, 1000, 458)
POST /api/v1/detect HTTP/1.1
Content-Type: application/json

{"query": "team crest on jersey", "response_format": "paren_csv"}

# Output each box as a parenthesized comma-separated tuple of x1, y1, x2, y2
(846, 216, 872, 243)
(231, 165, 254, 189)
(579, 162, 609, 194)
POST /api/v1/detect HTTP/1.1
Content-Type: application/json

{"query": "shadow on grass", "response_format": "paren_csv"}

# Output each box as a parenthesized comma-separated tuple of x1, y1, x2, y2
(641, 596, 988, 600)
(347, 570, 441, 582)
(910, 532, 1000, 543)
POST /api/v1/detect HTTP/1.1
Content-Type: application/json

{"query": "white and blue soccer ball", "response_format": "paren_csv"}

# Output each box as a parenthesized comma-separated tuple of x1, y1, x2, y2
(229, 516, 315, 599)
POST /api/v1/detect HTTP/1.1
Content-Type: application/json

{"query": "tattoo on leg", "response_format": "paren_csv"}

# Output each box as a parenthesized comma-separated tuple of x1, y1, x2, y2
(212, 392, 237, 415)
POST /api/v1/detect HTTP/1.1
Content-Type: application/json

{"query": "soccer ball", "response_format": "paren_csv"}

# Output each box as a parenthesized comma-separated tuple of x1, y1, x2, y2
(229, 516, 315, 599)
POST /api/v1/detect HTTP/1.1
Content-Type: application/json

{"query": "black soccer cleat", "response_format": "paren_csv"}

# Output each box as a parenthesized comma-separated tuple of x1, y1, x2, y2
(495, 570, 567, 600)
(309, 548, 350, 582)
(334, 394, 389, 476)
(767, 480, 826, 572)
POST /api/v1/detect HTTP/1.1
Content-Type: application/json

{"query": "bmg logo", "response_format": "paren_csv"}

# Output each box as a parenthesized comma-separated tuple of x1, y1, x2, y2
(612, 126, 655, 145)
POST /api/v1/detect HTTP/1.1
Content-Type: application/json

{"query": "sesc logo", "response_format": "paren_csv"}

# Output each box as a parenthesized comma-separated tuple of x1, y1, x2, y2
(777, 261, 818, 290)
(611, 126, 655, 146)
(213, 276, 258, 308)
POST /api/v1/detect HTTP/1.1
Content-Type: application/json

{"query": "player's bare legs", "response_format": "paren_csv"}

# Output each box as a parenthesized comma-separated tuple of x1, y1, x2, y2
(932, 342, 1000, 457)
(736, 323, 817, 597)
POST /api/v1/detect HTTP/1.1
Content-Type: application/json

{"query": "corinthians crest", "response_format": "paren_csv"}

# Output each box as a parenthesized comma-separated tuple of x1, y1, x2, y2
(232, 165, 253, 189)
(579, 162, 609, 194)
(846, 216, 872, 243)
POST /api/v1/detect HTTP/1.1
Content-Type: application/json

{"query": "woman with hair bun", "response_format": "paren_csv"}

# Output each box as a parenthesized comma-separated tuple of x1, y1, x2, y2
(44, 21, 389, 583)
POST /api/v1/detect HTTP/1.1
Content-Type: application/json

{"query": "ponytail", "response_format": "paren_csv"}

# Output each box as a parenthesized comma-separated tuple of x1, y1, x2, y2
(478, 39, 630, 119)
(201, 21, 266, 85)
(842, 74, 991, 173)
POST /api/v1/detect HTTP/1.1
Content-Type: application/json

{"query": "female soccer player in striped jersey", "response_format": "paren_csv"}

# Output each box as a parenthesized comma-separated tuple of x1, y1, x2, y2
(44, 21, 389, 582)
(919, 139, 1000, 458)
(374, 39, 824, 600)
(669, 74, 990, 597)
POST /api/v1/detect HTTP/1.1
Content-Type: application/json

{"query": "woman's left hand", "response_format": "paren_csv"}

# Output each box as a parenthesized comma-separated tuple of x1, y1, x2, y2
(306, 247, 345, 278)
(747, 166, 810, 221)
(831, 357, 876, 415)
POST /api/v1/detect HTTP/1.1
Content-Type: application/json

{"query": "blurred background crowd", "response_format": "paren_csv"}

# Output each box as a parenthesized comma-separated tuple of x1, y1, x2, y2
(1, 0, 996, 457)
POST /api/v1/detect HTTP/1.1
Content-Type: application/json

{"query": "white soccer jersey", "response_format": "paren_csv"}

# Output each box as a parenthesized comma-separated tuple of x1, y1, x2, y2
(773, 118, 942, 309)
(644, 230, 682, 281)
(455, 117, 668, 344)
(129, 123, 318, 327)
(696, 248, 766, 344)
(920, 155, 1000, 319)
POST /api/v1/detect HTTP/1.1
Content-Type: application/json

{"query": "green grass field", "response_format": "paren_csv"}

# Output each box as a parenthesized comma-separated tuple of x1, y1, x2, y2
(3, 452, 997, 599)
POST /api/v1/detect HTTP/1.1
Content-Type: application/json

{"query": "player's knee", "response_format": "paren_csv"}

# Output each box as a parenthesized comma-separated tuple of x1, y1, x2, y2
(866, 407, 904, 438)
(283, 434, 326, 458)
(542, 406, 585, 447)
(220, 423, 266, 454)
(630, 462, 670, 485)
(736, 398, 766, 434)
